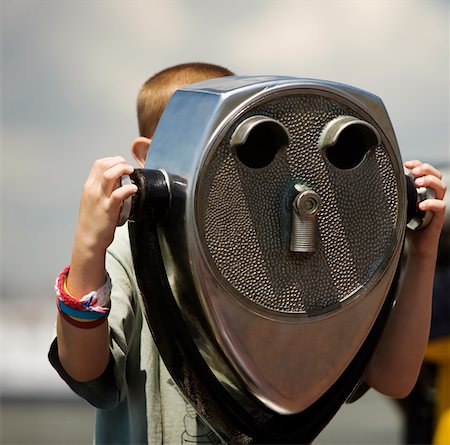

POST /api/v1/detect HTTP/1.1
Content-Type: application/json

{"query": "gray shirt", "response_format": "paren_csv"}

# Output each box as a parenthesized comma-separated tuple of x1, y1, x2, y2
(49, 224, 221, 444)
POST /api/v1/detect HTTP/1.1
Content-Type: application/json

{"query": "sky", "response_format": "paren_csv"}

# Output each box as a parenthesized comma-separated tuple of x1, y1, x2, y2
(1, 0, 449, 396)
(2, 0, 449, 300)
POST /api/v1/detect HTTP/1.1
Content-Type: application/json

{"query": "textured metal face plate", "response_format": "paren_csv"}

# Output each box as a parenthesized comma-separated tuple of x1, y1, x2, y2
(197, 93, 400, 315)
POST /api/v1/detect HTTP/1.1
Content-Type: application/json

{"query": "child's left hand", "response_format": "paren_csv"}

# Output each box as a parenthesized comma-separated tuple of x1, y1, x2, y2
(404, 160, 447, 258)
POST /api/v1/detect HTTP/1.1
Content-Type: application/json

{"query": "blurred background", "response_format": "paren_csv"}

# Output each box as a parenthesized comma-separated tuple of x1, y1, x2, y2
(1, 0, 449, 443)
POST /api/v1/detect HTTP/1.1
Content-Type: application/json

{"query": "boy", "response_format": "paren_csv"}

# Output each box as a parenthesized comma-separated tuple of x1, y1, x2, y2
(49, 62, 447, 444)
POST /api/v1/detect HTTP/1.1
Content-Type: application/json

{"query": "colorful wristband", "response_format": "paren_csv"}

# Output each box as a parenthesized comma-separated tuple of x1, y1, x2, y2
(58, 300, 108, 320)
(55, 265, 112, 329)
(57, 302, 108, 329)
(55, 265, 111, 314)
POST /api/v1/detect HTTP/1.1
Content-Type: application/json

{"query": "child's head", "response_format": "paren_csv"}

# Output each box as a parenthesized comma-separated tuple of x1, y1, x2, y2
(137, 62, 234, 139)
(132, 62, 234, 166)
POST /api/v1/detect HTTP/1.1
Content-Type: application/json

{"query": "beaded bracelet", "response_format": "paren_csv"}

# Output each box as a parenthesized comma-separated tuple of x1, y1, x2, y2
(55, 265, 112, 329)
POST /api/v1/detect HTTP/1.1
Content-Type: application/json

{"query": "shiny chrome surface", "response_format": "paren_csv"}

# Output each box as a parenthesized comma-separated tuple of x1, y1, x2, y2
(144, 76, 407, 416)
(290, 185, 322, 253)
(319, 115, 381, 170)
(117, 174, 133, 226)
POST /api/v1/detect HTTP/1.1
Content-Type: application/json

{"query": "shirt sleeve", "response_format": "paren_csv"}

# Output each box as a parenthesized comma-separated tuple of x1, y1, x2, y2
(48, 225, 141, 410)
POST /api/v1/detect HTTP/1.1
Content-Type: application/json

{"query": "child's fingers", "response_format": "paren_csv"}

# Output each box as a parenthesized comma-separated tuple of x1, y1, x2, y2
(101, 163, 134, 195)
(418, 198, 446, 214)
(86, 157, 128, 188)
(406, 161, 443, 181)
(110, 183, 138, 204)
(414, 174, 447, 200)
(93, 156, 128, 172)
(102, 162, 134, 184)
(404, 159, 422, 169)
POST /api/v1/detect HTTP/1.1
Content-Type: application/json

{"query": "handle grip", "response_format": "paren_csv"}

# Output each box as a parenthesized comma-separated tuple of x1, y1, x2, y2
(405, 173, 435, 231)
(117, 170, 170, 226)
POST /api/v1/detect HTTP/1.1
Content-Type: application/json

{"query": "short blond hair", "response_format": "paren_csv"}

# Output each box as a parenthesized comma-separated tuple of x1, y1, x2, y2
(137, 62, 234, 138)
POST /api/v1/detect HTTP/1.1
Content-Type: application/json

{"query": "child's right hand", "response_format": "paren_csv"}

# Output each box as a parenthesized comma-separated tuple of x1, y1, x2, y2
(58, 157, 134, 374)
(75, 156, 138, 253)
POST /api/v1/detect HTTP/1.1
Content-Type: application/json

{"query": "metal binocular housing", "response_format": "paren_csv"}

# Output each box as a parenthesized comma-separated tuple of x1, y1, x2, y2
(122, 76, 432, 443)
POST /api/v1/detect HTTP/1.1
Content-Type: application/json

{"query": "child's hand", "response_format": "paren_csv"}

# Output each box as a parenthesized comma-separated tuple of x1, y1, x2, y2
(404, 160, 447, 258)
(76, 156, 138, 253)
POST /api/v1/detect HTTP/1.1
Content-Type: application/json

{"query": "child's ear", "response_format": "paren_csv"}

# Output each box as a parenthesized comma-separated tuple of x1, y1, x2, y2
(131, 137, 152, 168)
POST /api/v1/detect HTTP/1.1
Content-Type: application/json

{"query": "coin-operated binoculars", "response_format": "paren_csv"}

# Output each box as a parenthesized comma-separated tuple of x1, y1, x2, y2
(119, 76, 433, 444)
